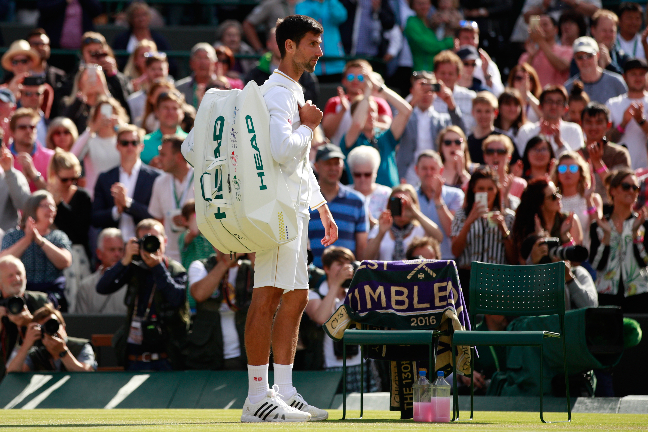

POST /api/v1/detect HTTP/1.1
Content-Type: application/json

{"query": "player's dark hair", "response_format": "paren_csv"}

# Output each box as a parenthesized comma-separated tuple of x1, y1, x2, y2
(275, 15, 323, 58)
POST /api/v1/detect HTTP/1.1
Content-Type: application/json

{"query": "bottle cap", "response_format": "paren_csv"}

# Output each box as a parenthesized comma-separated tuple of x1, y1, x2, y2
(419, 370, 426, 376)
(437, 371, 444, 377)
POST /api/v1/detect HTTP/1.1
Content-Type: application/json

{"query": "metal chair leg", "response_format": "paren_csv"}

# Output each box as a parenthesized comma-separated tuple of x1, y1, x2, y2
(540, 344, 545, 423)
(452, 345, 459, 421)
(342, 342, 347, 420)
(360, 345, 364, 419)
(469, 347, 474, 420)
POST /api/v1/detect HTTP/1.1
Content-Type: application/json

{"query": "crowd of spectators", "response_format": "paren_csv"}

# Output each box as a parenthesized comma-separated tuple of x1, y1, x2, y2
(0, 0, 645, 397)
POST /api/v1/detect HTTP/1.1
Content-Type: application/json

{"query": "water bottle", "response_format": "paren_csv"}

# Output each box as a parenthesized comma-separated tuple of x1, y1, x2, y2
(432, 371, 451, 423)
(413, 370, 432, 422)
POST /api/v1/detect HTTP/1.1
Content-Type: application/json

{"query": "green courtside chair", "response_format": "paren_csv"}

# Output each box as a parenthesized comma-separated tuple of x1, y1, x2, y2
(451, 261, 571, 423)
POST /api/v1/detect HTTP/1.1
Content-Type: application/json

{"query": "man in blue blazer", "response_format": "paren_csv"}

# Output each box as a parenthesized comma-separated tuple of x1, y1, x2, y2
(92, 125, 160, 241)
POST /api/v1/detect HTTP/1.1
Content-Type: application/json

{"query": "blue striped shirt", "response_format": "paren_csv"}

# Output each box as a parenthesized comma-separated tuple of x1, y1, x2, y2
(309, 184, 369, 268)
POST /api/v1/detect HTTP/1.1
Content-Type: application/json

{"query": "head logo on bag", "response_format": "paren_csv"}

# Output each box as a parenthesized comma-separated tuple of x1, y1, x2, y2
(181, 81, 300, 253)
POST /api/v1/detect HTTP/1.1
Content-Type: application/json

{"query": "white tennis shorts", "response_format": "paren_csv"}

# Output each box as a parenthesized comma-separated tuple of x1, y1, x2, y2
(254, 214, 309, 292)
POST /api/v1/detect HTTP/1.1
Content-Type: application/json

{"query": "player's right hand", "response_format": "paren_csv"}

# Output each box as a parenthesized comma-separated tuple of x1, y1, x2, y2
(299, 101, 323, 130)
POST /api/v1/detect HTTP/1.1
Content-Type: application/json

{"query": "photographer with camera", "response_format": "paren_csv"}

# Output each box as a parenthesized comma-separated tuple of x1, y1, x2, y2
(0, 255, 51, 377)
(6, 304, 96, 372)
(96, 218, 189, 371)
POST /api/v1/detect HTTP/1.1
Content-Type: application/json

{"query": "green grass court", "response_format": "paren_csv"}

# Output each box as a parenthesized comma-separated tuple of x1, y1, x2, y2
(1, 410, 646, 431)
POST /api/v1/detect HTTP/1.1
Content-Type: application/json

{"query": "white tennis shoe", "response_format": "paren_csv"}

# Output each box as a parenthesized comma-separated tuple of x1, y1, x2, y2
(282, 391, 329, 421)
(241, 385, 311, 423)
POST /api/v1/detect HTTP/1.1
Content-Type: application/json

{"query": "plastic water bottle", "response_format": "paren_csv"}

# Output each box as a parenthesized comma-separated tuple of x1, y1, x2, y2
(432, 371, 451, 423)
(413, 370, 432, 422)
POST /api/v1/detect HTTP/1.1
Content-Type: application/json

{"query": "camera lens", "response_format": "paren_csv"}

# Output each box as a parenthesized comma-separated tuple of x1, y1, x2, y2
(6, 296, 25, 315)
(140, 234, 161, 253)
(42, 318, 60, 336)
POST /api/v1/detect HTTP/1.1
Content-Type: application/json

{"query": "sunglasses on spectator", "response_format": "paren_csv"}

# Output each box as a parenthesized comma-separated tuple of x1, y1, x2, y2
(346, 73, 364, 82)
(119, 140, 140, 147)
(459, 20, 479, 30)
(58, 176, 79, 184)
(620, 182, 639, 191)
(484, 148, 507, 155)
(22, 90, 43, 97)
(83, 37, 103, 46)
(557, 164, 579, 174)
(546, 192, 562, 201)
(575, 53, 595, 61)
(90, 51, 108, 59)
(353, 172, 372, 178)
(52, 130, 71, 137)
(462, 61, 477, 67)
(16, 124, 36, 131)
(144, 51, 167, 59)
(443, 139, 463, 146)
(11, 58, 30, 66)
(531, 146, 550, 153)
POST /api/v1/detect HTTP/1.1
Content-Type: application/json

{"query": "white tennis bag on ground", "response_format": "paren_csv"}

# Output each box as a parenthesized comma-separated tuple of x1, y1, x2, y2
(181, 81, 300, 253)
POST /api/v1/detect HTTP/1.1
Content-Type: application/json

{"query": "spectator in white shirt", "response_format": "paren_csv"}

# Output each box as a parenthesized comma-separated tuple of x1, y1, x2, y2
(432, 50, 476, 133)
(616, 2, 645, 61)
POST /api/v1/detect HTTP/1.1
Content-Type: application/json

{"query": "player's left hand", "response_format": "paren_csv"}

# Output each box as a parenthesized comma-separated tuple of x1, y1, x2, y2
(318, 204, 338, 247)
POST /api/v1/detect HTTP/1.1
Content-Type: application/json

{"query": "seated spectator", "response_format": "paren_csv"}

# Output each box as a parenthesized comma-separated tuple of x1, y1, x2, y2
(0, 142, 30, 233)
(397, 70, 464, 185)
(245, 26, 319, 104)
(433, 50, 476, 132)
(36, 0, 101, 50)
(140, 79, 176, 133)
(18, 76, 49, 145)
(0, 255, 51, 375)
(405, 235, 441, 260)
(616, 2, 645, 61)
(185, 249, 253, 370)
(142, 92, 189, 166)
(70, 96, 127, 199)
(310, 144, 368, 267)
(45, 117, 78, 152)
(404, 0, 454, 73)
(322, 60, 392, 146)
(512, 178, 583, 263)
(605, 58, 648, 171)
(451, 166, 516, 299)
(111, 1, 173, 72)
(242, 0, 296, 54)
(507, 63, 542, 123)
(454, 19, 504, 96)
(213, 46, 244, 90)
(74, 228, 127, 315)
(558, 10, 587, 49)
(338, 0, 394, 59)
(1, 40, 39, 96)
(565, 36, 628, 104)
(341, 75, 412, 188)
(467, 91, 507, 164)
(0, 191, 72, 309)
(177, 200, 213, 312)
(9, 108, 54, 192)
(551, 151, 602, 249)
(579, 103, 632, 205)
(366, 184, 443, 261)
(415, 150, 464, 260)
(0, 88, 16, 140)
(91, 125, 160, 241)
(304, 246, 380, 392)
(97, 218, 189, 371)
(482, 134, 526, 206)
(456, 46, 490, 93)
(48, 149, 92, 311)
(176, 44, 218, 110)
(61, 66, 114, 134)
(586, 9, 630, 76)
(518, 14, 572, 87)
(6, 304, 97, 372)
(494, 88, 529, 138)
(214, 20, 257, 79)
(590, 169, 648, 312)
(437, 125, 471, 189)
(148, 134, 194, 261)
(519, 135, 556, 182)
(123, 39, 158, 90)
(347, 146, 391, 226)
(565, 80, 589, 126)
(515, 85, 584, 157)
(127, 51, 170, 127)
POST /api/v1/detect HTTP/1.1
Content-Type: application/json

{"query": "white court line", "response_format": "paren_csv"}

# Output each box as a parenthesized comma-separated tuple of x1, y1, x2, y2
(22, 376, 71, 409)
(4, 375, 53, 409)
(223, 399, 236, 409)
(104, 375, 150, 409)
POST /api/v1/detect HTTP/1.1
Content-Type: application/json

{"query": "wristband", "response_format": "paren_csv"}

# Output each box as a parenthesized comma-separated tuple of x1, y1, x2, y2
(640, 118, 647, 126)
(596, 165, 607, 174)
(562, 239, 575, 247)
(634, 235, 644, 244)
(616, 124, 626, 134)
(434, 200, 445, 209)
(587, 207, 597, 215)
(502, 230, 511, 240)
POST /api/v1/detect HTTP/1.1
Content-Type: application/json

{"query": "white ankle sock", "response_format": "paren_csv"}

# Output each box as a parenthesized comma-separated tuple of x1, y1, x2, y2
(247, 364, 269, 404)
(273, 363, 295, 398)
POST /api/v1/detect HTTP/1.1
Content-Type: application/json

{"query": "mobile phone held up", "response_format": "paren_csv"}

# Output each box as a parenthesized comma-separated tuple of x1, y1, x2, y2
(475, 192, 488, 210)
(389, 196, 402, 216)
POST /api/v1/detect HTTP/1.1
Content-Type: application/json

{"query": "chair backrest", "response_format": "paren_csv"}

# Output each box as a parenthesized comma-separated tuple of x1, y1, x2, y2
(468, 262, 566, 320)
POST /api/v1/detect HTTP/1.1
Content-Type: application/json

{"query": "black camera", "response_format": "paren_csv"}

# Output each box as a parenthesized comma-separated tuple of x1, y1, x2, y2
(40, 318, 60, 337)
(142, 317, 165, 350)
(0, 296, 25, 315)
(341, 261, 361, 289)
(541, 237, 589, 263)
(389, 196, 402, 216)
(132, 234, 161, 262)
